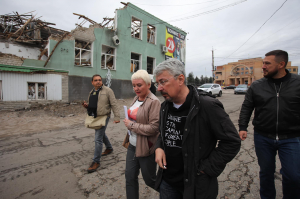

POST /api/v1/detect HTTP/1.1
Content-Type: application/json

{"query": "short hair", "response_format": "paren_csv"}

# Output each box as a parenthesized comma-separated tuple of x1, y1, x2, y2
(92, 74, 102, 81)
(265, 50, 288, 67)
(154, 58, 185, 78)
(131, 70, 151, 85)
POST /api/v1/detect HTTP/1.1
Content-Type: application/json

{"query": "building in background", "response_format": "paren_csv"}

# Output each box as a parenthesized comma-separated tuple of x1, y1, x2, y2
(0, 3, 186, 103)
(214, 57, 298, 86)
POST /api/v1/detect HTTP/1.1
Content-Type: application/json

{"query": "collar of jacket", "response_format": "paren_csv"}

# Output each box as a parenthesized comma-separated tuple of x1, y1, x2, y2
(89, 85, 106, 95)
(266, 69, 291, 83)
(93, 85, 103, 92)
(130, 91, 154, 107)
(160, 85, 200, 145)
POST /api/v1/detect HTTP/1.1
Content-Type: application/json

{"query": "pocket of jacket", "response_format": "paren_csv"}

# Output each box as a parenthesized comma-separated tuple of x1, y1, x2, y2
(195, 174, 218, 198)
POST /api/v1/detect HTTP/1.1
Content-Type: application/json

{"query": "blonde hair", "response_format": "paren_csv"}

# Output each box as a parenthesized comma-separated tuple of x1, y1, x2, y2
(131, 70, 151, 85)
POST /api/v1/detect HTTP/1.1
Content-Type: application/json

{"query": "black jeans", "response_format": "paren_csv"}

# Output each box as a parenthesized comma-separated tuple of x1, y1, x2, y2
(125, 144, 157, 199)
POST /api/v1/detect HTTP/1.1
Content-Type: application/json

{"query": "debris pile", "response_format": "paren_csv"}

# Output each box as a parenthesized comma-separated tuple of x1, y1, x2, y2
(0, 11, 67, 47)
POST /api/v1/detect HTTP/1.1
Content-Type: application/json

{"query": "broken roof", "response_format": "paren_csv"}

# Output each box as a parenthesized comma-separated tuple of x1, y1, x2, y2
(0, 11, 68, 47)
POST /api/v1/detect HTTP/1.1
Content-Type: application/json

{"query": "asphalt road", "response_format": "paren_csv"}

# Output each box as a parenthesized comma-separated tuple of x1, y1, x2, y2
(0, 90, 283, 199)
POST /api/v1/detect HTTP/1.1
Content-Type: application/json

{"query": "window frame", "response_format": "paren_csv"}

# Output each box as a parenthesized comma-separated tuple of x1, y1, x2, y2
(27, 82, 47, 100)
(131, 16, 142, 40)
(101, 45, 116, 70)
(146, 56, 155, 75)
(147, 24, 156, 44)
(131, 52, 142, 73)
(74, 40, 93, 67)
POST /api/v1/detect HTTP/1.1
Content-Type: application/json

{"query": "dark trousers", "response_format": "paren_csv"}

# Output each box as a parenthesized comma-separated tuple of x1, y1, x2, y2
(254, 132, 300, 199)
(125, 144, 157, 199)
(159, 180, 183, 199)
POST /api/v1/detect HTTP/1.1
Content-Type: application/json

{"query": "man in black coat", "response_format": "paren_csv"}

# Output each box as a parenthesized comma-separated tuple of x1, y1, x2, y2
(239, 50, 300, 199)
(153, 58, 241, 199)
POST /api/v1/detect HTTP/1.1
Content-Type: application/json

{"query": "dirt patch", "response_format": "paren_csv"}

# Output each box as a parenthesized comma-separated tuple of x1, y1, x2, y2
(0, 98, 142, 139)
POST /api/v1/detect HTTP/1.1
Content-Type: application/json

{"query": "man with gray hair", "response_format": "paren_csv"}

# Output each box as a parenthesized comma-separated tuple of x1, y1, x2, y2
(154, 58, 241, 198)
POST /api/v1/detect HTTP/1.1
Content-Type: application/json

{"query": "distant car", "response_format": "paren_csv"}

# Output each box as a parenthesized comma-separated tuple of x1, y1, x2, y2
(198, 83, 222, 97)
(224, 85, 236, 89)
(234, 84, 248, 94)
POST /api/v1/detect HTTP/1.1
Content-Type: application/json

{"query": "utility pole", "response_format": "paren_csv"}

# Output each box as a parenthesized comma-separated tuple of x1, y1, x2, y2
(212, 47, 214, 80)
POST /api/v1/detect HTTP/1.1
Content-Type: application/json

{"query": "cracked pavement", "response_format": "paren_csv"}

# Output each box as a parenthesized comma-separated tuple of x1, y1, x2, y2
(0, 91, 283, 198)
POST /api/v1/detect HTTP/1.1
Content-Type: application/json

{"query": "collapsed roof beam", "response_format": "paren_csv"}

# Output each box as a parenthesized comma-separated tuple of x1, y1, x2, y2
(73, 13, 98, 25)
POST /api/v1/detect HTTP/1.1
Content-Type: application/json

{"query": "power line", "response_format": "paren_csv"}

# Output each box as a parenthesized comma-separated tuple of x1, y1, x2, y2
(131, 0, 220, 6)
(127, 0, 246, 27)
(237, 15, 300, 55)
(165, 0, 246, 23)
(164, 0, 231, 21)
(225, 0, 288, 59)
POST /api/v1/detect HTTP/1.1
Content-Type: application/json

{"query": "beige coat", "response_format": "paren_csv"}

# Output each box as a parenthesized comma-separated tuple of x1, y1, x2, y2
(88, 85, 120, 122)
(123, 92, 161, 157)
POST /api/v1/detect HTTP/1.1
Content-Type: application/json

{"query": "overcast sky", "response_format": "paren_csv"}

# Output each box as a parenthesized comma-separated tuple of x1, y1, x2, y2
(1, 0, 300, 78)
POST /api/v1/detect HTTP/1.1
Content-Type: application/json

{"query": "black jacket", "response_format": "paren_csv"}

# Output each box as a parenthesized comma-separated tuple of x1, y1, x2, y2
(239, 70, 300, 140)
(155, 85, 241, 198)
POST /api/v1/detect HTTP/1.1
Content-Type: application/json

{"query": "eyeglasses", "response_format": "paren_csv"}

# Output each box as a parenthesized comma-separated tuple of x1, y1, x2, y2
(154, 77, 174, 88)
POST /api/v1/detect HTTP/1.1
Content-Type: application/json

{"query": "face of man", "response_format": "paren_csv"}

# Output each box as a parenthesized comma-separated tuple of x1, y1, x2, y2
(155, 70, 182, 102)
(91, 76, 103, 90)
(262, 55, 282, 78)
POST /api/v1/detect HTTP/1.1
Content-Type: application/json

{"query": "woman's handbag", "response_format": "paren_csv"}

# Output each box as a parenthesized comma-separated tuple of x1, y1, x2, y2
(85, 115, 107, 129)
(122, 134, 130, 149)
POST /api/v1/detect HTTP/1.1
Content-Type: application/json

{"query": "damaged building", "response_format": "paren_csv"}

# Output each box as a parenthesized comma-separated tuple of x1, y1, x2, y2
(0, 2, 186, 102)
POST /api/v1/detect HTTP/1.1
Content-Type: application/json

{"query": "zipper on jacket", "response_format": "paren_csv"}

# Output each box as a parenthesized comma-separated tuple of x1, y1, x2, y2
(274, 82, 282, 141)
(161, 108, 166, 149)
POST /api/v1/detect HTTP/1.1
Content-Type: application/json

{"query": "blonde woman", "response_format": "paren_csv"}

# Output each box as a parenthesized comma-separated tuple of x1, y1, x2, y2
(123, 70, 160, 199)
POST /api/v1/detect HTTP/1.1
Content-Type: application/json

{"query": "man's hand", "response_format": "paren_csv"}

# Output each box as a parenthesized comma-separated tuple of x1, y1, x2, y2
(113, 120, 120, 124)
(82, 101, 88, 108)
(155, 148, 167, 169)
(239, 130, 248, 141)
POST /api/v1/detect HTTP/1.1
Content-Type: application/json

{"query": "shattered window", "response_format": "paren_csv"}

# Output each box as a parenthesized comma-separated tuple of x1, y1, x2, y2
(147, 57, 155, 74)
(28, 83, 46, 100)
(101, 45, 115, 70)
(38, 83, 45, 99)
(0, 80, 3, 101)
(74, 40, 92, 66)
(131, 53, 141, 73)
(147, 24, 156, 44)
(131, 17, 142, 39)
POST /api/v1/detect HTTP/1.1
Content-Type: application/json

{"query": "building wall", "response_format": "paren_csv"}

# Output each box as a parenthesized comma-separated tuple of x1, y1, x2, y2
(0, 72, 63, 101)
(0, 53, 24, 66)
(214, 58, 299, 86)
(1, 4, 186, 100)
(68, 76, 133, 102)
(0, 42, 48, 60)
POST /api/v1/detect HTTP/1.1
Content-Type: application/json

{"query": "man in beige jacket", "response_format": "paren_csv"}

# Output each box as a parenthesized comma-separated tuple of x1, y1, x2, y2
(82, 74, 120, 173)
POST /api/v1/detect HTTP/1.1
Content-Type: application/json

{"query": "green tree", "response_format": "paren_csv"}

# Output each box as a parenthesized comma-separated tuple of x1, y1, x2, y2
(204, 76, 209, 83)
(195, 76, 200, 86)
(187, 72, 195, 85)
(200, 75, 204, 85)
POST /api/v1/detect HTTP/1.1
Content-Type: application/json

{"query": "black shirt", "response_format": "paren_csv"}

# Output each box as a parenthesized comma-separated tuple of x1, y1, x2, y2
(163, 88, 193, 189)
(270, 71, 290, 93)
(88, 87, 102, 118)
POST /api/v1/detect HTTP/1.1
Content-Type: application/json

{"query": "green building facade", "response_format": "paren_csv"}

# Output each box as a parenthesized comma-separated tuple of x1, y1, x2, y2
(22, 3, 187, 100)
